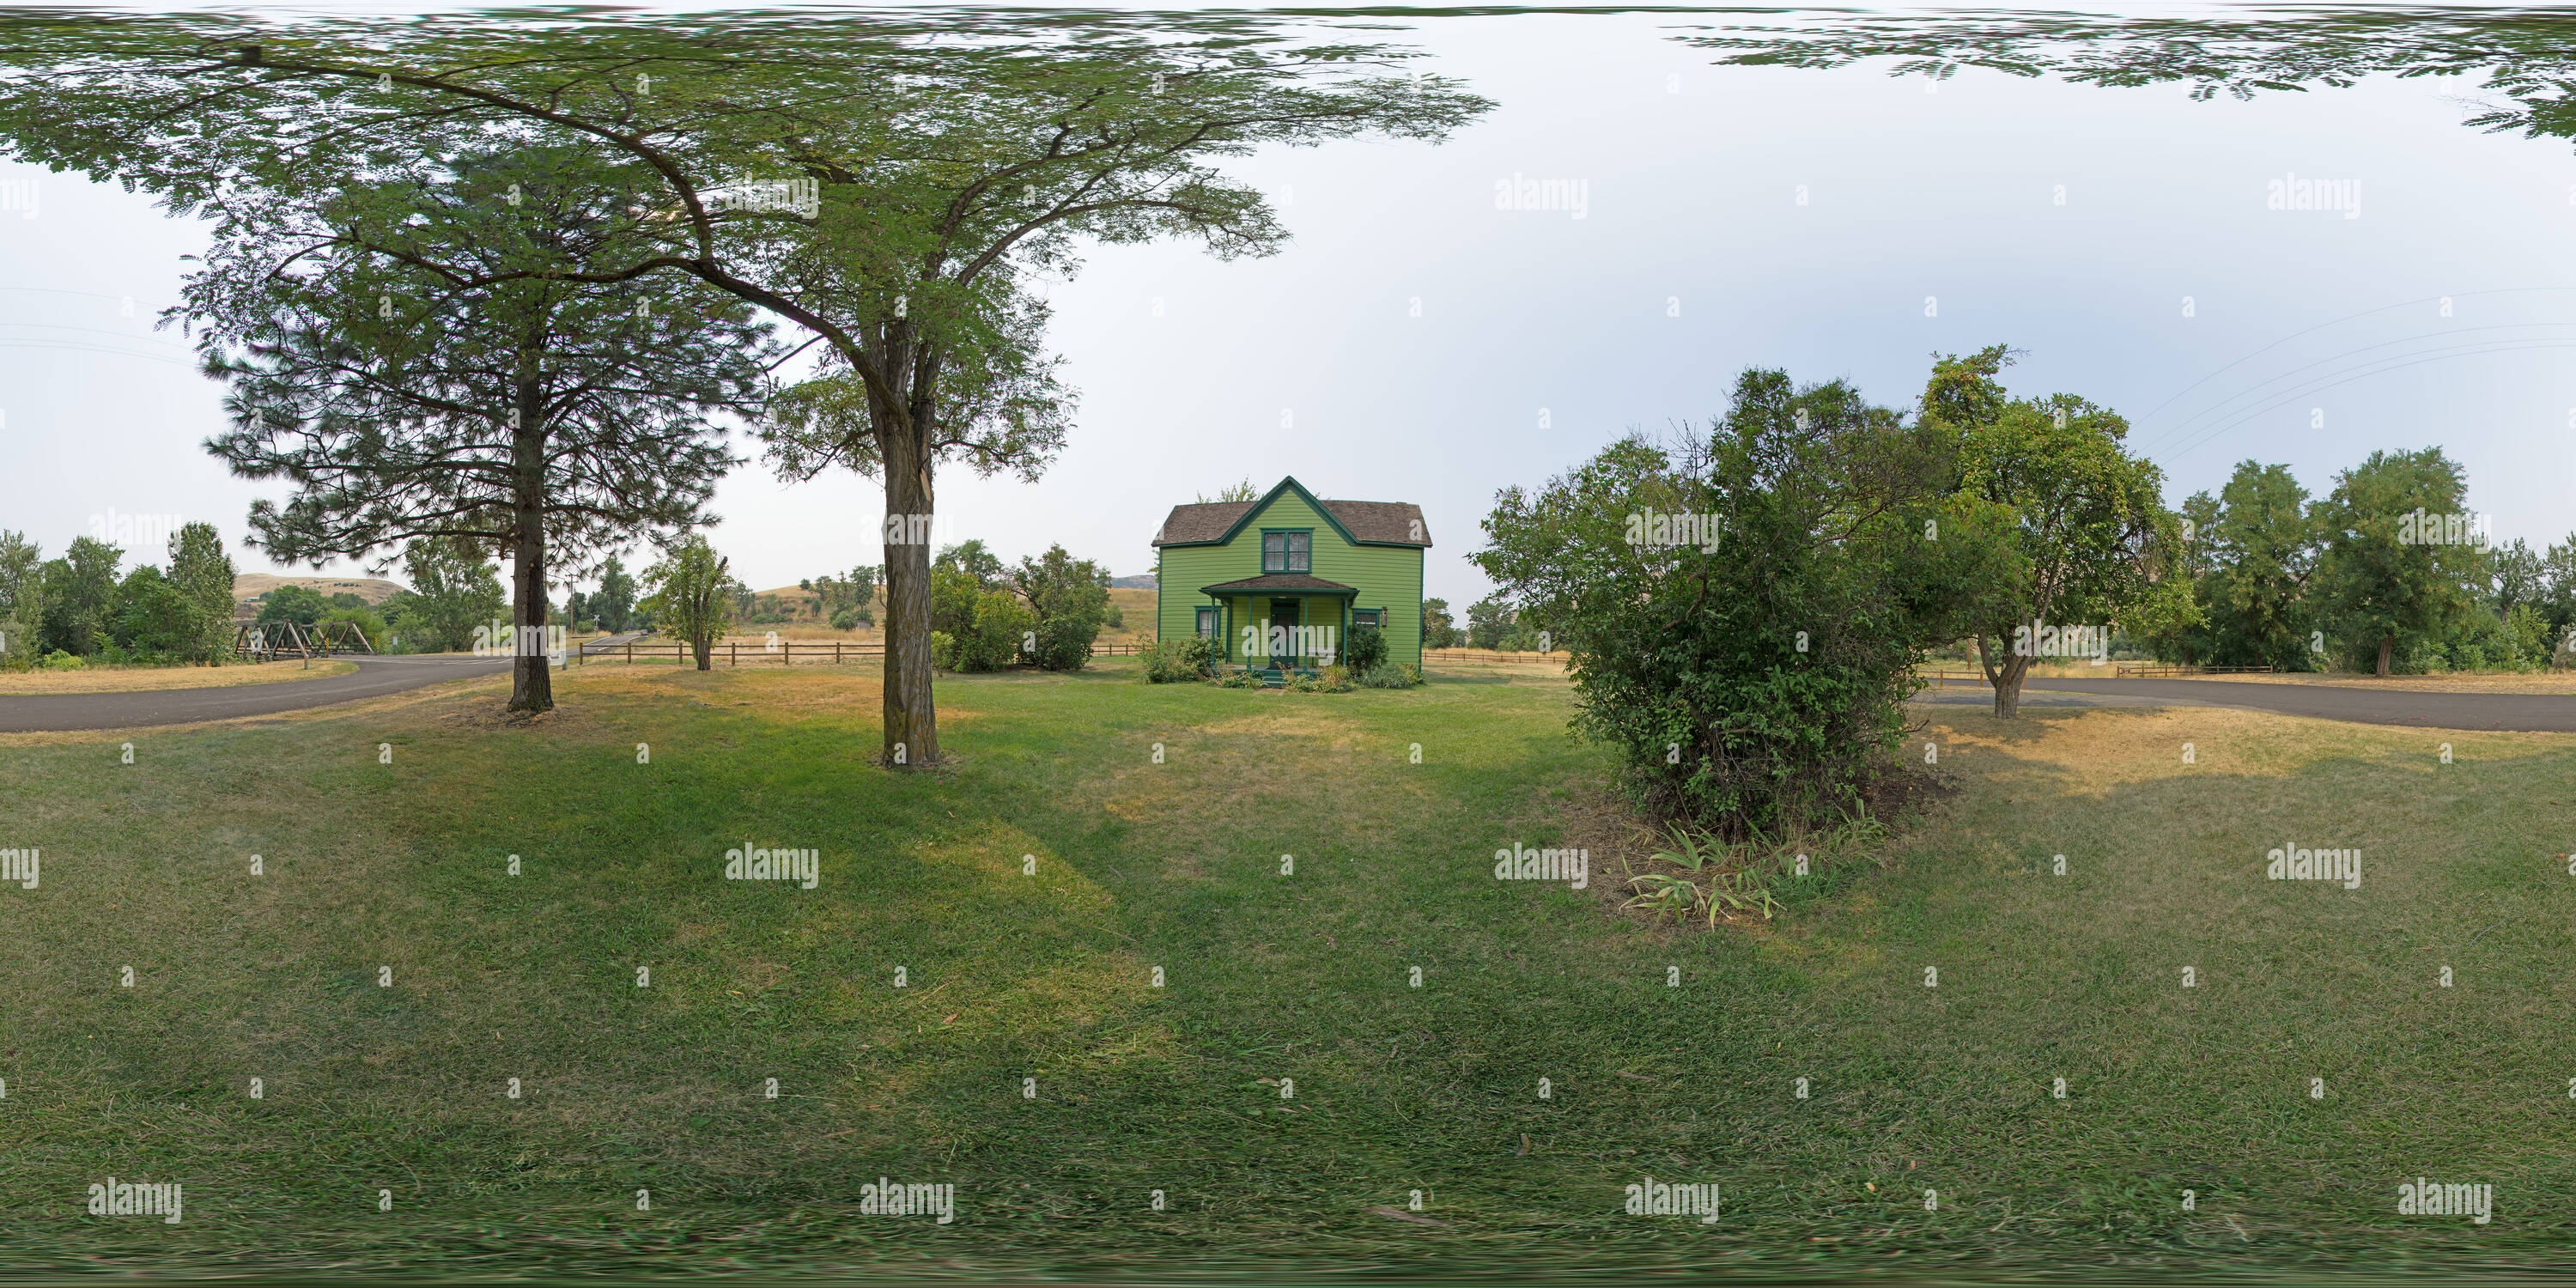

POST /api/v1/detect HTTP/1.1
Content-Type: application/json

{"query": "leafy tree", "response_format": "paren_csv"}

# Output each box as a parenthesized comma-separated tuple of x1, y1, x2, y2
(2312, 447, 2484, 676)
(0, 530, 40, 668)
(1419, 596, 1457, 649)
(639, 535, 734, 671)
(167, 521, 239, 665)
(187, 142, 771, 712)
(400, 537, 507, 653)
(1477, 368, 1997, 832)
(2536, 535, 2576, 639)
(2202, 460, 2319, 670)
(2491, 537, 2545, 618)
(935, 540, 1010, 590)
(1465, 594, 1513, 650)
(39, 536, 124, 655)
(1012, 543, 1115, 671)
(1933, 346, 2178, 718)
(257, 583, 330, 628)
(1198, 477, 1259, 503)
(110, 565, 193, 657)
(592, 555, 638, 634)
(322, 605, 390, 653)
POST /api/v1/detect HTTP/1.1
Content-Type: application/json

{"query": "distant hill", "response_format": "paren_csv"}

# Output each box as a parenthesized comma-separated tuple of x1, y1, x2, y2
(233, 574, 406, 605)
(1110, 574, 1155, 589)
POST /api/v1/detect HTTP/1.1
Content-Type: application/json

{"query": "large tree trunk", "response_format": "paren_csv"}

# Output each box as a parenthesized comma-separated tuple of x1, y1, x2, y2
(1978, 632, 2030, 719)
(880, 415, 939, 768)
(508, 379, 554, 714)
(2377, 634, 2394, 677)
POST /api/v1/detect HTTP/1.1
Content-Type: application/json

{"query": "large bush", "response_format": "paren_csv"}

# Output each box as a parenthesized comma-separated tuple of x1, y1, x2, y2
(1026, 615, 1094, 671)
(1343, 623, 1388, 673)
(1475, 368, 2003, 835)
(1143, 635, 1217, 683)
(939, 589, 1034, 671)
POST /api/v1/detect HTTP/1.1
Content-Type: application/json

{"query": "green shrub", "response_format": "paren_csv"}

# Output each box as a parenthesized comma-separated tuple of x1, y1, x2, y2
(1027, 613, 1097, 672)
(1343, 624, 1388, 672)
(1217, 666, 1259, 689)
(1475, 368, 2000, 835)
(1143, 635, 1217, 683)
(947, 591, 1034, 671)
(1358, 662, 1420, 688)
(322, 605, 389, 653)
(929, 630, 958, 670)
(1286, 666, 1354, 694)
(41, 648, 84, 671)
(829, 606, 872, 631)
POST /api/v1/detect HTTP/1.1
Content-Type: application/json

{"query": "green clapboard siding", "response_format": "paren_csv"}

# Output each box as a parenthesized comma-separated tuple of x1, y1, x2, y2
(1156, 481, 1425, 667)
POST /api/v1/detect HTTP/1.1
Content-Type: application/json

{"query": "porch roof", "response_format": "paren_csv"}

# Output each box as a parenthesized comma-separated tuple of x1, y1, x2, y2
(1200, 573, 1358, 597)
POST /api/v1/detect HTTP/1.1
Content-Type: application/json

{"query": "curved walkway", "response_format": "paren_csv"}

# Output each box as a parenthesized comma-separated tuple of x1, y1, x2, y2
(2012, 675, 2576, 733)
(0, 635, 647, 733)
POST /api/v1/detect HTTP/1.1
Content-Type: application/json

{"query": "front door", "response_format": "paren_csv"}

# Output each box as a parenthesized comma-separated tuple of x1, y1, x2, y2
(1270, 599, 1300, 668)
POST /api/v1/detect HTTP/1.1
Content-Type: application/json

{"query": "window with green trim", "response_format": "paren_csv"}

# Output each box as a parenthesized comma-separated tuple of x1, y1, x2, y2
(1354, 609, 1382, 629)
(1261, 531, 1312, 574)
(1262, 533, 1319, 574)
(1195, 606, 1218, 638)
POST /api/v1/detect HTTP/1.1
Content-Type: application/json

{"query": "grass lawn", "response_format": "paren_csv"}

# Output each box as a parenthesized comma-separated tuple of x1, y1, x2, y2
(1, 659, 2571, 1275)
(0, 658, 358, 695)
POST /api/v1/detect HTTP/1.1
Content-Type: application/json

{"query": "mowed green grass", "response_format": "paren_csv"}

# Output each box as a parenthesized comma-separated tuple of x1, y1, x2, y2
(2, 659, 2573, 1276)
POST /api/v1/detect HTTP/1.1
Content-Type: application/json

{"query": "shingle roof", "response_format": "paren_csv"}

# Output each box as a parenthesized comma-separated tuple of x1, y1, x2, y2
(1152, 495, 1432, 548)
(1200, 573, 1358, 594)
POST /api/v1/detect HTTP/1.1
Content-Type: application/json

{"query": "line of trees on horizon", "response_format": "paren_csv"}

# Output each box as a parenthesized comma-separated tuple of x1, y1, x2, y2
(2137, 452, 2573, 675)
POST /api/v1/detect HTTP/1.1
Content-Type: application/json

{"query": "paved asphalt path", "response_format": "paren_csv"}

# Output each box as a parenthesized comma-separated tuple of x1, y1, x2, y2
(2000, 674, 2576, 733)
(0, 634, 648, 733)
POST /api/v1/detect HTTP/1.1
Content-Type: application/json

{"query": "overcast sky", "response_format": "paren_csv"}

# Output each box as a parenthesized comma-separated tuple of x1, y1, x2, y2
(3, 6, 2573, 607)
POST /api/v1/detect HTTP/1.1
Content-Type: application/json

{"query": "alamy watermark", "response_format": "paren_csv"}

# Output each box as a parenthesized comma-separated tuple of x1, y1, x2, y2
(1625, 508, 1722, 553)
(1242, 623, 1336, 664)
(2268, 172, 2360, 219)
(708, 177, 820, 219)
(2398, 1178, 2491, 1224)
(1493, 841, 1588, 890)
(88, 509, 183, 550)
(724, 843, 818, 889)
(0, 847, 36, 889)
(859, 1177, 955, 1224)
(87, 1178, 181, 1224)
(1625, 1176, 1720, 1224)
(1494, 173, 1588, 219)
(2397, 510, 2490, 546)
(2269, 841, 2360, 889)
(471, 620, 567, 665)
(2012, 620, 2110, 665)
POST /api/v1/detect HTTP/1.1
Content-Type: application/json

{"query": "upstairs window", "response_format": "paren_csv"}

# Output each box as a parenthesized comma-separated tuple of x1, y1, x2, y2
(1262, 532, 1311, 574)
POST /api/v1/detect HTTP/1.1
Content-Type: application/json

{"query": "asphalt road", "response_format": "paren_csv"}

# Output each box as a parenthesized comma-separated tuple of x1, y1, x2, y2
(2004, 675, 2576, 732)
(0, 634, 647, 734)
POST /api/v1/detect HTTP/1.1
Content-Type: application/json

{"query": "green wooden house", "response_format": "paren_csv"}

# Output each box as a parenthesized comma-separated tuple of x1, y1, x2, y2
(1151, 477, 1431, 673)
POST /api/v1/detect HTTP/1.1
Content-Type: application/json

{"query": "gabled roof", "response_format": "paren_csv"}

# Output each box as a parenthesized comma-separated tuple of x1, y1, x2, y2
(1152, 476, 1431, 549)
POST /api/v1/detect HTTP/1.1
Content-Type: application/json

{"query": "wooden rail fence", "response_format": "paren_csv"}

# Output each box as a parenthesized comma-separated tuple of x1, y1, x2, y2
(1420, 648, 1569, 665)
